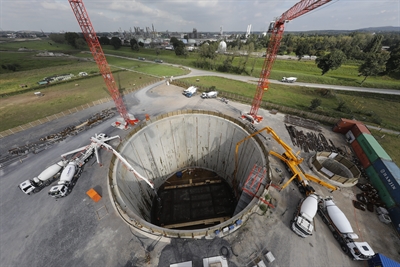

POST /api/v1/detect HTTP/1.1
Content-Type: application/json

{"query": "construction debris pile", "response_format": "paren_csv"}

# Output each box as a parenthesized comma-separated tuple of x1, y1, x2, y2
(285, 124, 337, 153)
(0, 108, 115, 168)
(284, 115, 321, 131)
(355, 183, 387, 211)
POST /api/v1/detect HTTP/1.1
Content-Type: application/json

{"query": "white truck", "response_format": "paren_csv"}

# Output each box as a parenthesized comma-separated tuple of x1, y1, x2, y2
(48, 161, 83, 198)
(47, 133, 119, 198)
(18, 160, 68, 195)
(281, 77, 297, 83)
(201, 91, 218, 99)
(318, 197, 375, 260)
(291, 193, 319, 237)
(48, 142, 95, 198)
(183, 86, 197, 98)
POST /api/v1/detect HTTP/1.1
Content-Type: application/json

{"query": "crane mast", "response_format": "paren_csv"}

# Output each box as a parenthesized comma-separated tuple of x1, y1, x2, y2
(247, 0, 333, 123)
(68, 0, 137, 127)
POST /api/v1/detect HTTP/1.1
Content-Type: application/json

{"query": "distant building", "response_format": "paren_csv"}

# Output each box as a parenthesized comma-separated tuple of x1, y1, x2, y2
(188, 28, 198, 39)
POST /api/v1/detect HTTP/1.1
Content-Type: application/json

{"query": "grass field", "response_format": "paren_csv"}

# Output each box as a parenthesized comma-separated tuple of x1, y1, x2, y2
(2, 39, 400, 89)
(179, 76, 400, 131)
(0, 39, 398, 164)
(0, 49, 188, 96)
(0, 71, 158, 131)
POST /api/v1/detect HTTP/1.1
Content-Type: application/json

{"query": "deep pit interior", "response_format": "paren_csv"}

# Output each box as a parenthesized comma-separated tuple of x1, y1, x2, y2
(109, 110, 269, 238)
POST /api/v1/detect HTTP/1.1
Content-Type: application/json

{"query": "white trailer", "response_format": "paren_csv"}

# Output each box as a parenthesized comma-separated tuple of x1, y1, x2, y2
(318, 197, 375, 260)
(183, 86, 197, 97)
(182, 86, 195, 95)
(18, 160, 67, 195)
(291, 193, 319, 237)
(201, 91, 218, 99)
(281, 77, 297, 83)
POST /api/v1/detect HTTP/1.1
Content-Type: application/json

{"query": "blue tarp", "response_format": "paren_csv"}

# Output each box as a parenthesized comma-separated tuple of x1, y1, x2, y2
(368, 253, 400, 267)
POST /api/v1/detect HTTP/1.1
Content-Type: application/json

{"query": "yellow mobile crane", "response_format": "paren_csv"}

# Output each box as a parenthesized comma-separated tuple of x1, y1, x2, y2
(235, 126, 338, 195)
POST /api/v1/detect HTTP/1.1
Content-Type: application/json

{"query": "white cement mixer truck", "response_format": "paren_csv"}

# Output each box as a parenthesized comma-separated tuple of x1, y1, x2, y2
(318, 197, 375, 260)
(18, 160, 67, 195)
(48, 161, 83, 198)
(291, 193, 319, 237)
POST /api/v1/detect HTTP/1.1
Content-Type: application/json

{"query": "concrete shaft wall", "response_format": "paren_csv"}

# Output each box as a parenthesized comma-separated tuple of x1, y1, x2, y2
(109, 110, 269, 238)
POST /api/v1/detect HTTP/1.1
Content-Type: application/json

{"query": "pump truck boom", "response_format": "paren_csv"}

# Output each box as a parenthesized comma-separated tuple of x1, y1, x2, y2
(245, 0, 334, 123)
(235, 126, 338, 196)
(318, 196, 375, 260)
(48, 133, 120, 198)
(90, 136, 155, 189)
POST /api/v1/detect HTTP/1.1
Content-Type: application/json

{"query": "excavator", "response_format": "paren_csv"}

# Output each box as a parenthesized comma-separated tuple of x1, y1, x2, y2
(235, 126, 338, 196)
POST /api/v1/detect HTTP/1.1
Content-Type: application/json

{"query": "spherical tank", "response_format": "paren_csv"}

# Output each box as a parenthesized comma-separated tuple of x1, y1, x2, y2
(218, 40, 227, 53)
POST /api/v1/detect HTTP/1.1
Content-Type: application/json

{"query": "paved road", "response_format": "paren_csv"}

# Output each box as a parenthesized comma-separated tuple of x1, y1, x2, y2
(180, 69, 400, 95)
(103, 53, 400, 96)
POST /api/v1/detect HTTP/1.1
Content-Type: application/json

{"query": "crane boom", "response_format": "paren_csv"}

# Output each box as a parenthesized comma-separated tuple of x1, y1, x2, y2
(248, 0, 333, 122)
(68, 0, 136, 127)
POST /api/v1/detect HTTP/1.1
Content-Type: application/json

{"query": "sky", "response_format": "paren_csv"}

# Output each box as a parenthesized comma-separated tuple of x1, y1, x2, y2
(1, 0, 399, 33)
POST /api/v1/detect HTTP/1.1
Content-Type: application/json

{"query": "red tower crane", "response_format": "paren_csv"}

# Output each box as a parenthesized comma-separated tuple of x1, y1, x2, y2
(246, 0, 333, 123)
(68, 0, 138, 128)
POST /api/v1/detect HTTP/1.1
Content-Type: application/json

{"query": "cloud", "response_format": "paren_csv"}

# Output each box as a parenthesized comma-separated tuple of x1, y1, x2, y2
(41, 1, 69, 11)
(0, 0, 398, 32)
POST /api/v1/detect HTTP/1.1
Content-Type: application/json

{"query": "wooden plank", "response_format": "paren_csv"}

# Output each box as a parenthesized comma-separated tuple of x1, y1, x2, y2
(163, 217, 230, 229)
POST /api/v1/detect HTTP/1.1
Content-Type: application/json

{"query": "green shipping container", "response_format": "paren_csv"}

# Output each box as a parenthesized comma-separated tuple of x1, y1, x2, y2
(357, 133, 392, 163)
(365, 166, 396, 208)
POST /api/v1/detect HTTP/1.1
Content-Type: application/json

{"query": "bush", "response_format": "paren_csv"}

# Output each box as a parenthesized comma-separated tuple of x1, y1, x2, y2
(309, 98, 322, 110)
(259, 204, 268, 212)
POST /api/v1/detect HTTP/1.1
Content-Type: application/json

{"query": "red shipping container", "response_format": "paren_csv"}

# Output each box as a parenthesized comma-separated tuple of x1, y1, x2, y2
(351, 139, 371, 169)
(351, 123, 371, 138)
(333, 118, 357, 134)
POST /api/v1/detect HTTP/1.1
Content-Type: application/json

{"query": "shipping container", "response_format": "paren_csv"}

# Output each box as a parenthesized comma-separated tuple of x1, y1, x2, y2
(332, 118, 358, 134)
(373, 158, 400, 205)
(388, 205, 400, 236)
(351, 123, 371, 138)
(368, 253, 400, 267)
(357, 133, 392, 163)
(365, 166, 396, 208)
(351, 140, 371, 169)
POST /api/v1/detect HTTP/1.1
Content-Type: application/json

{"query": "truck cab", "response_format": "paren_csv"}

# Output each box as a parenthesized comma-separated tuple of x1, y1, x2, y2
(18, 181, 37, 195)
(48, 185, 69, 198)
(348, 242, 375, 260)
(291, 194, 319, 237)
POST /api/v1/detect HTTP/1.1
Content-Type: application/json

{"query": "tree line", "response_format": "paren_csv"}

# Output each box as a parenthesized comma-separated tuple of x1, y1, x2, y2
(195, 32, 400, 83)
(49, 31, 400, 82)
